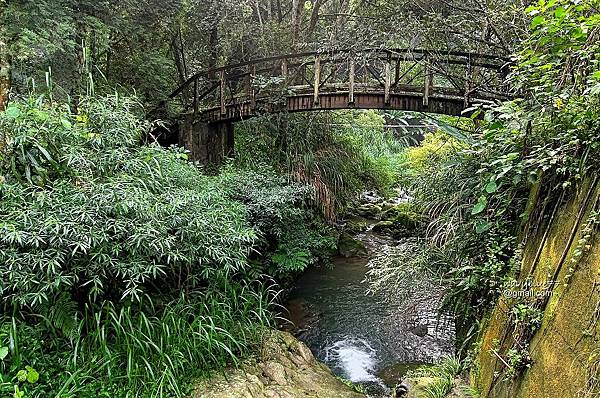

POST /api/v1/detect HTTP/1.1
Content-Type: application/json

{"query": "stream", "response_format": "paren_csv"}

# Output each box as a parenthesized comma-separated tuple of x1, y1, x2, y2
(282, 196, 456, 397)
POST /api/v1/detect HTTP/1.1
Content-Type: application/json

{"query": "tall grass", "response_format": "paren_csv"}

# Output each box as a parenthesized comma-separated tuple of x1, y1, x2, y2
(3, 280, 278, 398)
(407, 357, 462, 398)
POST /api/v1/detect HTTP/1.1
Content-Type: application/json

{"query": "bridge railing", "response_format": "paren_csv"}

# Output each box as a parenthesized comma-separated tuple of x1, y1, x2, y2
(169, 48, 511, 121)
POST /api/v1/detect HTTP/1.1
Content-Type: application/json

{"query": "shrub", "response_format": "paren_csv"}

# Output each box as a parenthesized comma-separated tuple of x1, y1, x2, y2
(216, 164, 336, 277)
(0, 94, 322, 397)
(0, 95, 256, 308)
(234, 110, 408, 218)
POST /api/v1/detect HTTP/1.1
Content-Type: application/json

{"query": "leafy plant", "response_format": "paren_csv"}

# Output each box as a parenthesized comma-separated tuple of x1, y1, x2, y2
(0, 93, 314, 397)
(335, 377, 366, 393)
(1, 94, 258, 308)
(406, 357, 463, 398)
(0, 322, 40, 398)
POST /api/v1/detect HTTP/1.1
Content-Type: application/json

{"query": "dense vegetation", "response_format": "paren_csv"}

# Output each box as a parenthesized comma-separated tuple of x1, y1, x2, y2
(367, 0, 600, 365)
(1, 0, 599, 397)
(0, 92, 324, 396)
(0, 85, 405, 398)
(0, 93, 407, 396)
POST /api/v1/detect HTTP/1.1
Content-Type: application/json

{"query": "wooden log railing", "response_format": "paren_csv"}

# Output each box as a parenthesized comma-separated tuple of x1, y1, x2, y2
(169, 48, 511, 122)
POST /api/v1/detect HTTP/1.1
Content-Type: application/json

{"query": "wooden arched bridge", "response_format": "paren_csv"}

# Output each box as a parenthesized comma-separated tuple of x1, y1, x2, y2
(166, 48, 511, 163)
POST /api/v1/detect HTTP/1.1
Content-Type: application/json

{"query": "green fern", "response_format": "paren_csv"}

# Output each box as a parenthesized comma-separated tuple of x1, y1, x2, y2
(271, 250, 310, 273)
(36, 294, 80, 340)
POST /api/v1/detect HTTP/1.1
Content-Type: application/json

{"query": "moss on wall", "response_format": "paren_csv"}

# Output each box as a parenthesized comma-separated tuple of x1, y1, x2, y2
(474, 177, 600, 398)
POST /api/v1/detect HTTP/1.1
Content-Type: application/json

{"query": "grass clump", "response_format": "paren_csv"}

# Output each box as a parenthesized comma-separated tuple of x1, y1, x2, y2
(406, 357, 463, 398)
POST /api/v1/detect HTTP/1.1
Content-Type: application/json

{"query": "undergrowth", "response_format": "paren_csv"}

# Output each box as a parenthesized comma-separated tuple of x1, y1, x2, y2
(0, 93, 333, 397)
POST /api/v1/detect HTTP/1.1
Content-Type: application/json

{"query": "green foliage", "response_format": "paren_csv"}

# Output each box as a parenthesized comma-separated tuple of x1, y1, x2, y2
(1, 95, 256, 307)
(402, 131, 467, 177)
(511, 303, 543, 333)
(365, 238, 446, 298)
(378, 129, 525, 318)
(503, 347, 531, 380)
(2, 0, 178, 102)
(334, 110, 407, 196)
(235, 110, 407, 219)
(406, 357, 463, 398)
(367, 3, 600, 381)
(1, 281, 276, 398)
(372, 0, 600, 318)
(336, 377, 366, 393)
(215, 164, 336, 276)
(565, 210, 600, 285)
(0, 93, 329, 397)
(517, 0, 600, 102)
(0, 321, 40, 398)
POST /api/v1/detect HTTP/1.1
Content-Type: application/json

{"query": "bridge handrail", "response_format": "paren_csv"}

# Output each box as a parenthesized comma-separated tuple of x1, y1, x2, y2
(169, 48, 511, 99)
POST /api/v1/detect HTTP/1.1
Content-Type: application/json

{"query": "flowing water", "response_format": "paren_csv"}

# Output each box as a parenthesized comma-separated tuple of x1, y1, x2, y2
(283, 210, 456, 396)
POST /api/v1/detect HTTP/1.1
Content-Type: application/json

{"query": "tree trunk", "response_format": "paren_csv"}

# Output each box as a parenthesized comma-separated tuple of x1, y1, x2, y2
(208, 25, 218, 78)
(291, 0, 303, 48)
(0, 17, 9, 111)
(276, 0, 283, 23)
(307, 0, 326, 40)
(171, 26, 188, 86)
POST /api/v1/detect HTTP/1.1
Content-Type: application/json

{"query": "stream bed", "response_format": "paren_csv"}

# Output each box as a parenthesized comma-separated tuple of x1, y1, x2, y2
(282, 214, 456, 396)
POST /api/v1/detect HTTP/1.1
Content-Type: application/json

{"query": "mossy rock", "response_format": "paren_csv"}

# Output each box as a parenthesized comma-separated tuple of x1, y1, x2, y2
(380, 207, 400, 221)
(372, 210, 422, 238)
(355, 204, 382, 218)
(403, 376, 443, 398)
(192, 330, 365, 398)
(372, 220, 396, 234)
(381, 203, 396, 212)
(338, 232, 368, 257)
(344, 219, 369, 235)
(393, 211, 421, 230)
(380, 203, 418, 221)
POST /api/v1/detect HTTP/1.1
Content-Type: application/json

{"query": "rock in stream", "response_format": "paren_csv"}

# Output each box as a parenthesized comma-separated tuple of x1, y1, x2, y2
(192, 330, 365, 398)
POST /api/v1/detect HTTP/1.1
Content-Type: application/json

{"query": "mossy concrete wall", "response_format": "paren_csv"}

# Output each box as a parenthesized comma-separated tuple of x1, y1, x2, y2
(474, 177, 600, 398)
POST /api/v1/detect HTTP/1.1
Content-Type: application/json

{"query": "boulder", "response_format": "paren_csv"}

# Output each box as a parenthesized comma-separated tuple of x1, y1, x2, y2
(338, 232, 368, 257)
(262, 361, 288, 385)
(372, 220, 396, 234)
(343, 219, 369, 235)
(192, 330, 365, 398)
(355, 204, 382, 218)
(373, 203, 423, 238)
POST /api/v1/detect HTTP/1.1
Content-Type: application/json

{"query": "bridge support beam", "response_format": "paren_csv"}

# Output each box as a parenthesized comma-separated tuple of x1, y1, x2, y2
(179, 116, 234, 165)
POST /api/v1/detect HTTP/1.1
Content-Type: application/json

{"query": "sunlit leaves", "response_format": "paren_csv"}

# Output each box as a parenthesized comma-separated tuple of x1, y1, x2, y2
(485, 180, 498, 193)
(4, 105, 20, 119)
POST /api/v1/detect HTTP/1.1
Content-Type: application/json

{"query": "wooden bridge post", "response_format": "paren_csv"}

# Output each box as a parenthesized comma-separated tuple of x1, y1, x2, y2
(394, 57, 401, 86)
(348, 57, 355, 105)
(313, 54, 321, 106)
(179, 117, 234, 166)
(423, 61, 433, 107)
(384, 54, 391, 105)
